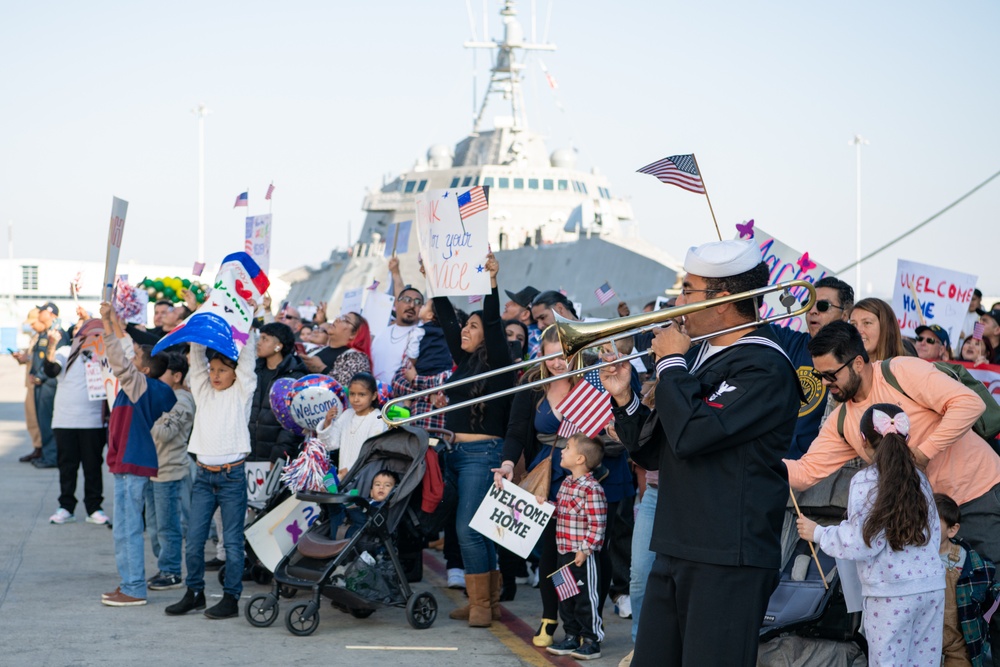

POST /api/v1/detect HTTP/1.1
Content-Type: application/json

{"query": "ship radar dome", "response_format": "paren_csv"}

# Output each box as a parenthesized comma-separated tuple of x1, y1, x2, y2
(550, 148, 576, 169)
(427, 144, 453, 169)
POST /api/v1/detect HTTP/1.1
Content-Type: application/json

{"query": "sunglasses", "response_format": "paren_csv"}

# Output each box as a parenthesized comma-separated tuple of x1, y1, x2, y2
(810, 357, 855, 383)
(396, 295, 424, 307)
(813, 300, 844, 313)
(915, 336, 941, 345)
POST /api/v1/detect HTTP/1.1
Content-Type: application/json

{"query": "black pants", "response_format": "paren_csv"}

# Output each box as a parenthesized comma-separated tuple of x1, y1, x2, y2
(55, 428, 106, 515)
(608, 495, 634, 602)
(539, 519, 559, 618)
(557, 552, 604, 643)
(633, 554, 777, 667)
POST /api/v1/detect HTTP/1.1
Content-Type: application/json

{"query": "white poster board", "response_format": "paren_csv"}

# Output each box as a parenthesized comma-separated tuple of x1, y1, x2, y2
(362, 291, 396, 335)
(244, 496, 321, 572)
(102, 197, 128, 301)
(739, 223, 836, 334)
(414, 187, 492, 297)
(340, 287, 364, 316)
(245, 462, 271, 504)
(470, 482, 554, 559)
(244, 214, 272, 275)
(84, 361, 107, 401)
(892, 259, 978, 342)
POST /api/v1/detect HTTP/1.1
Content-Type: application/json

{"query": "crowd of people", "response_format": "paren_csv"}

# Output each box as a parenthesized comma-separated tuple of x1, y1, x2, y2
(12, 242, 1000, 666)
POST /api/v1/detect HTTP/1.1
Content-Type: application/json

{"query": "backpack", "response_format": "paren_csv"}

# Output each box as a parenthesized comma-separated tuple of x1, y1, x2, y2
(836, 360, 1000, 441)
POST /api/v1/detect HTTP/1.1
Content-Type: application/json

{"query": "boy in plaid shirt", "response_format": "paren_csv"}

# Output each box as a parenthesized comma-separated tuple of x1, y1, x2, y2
(547, 433, 607, 661)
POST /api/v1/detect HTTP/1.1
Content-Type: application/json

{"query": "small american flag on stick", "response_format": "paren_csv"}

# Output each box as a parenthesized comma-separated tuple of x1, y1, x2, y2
(973, 321, 985, 341)
(557, 369, 613, 438)
(550, 564, 580, 601)
(637, 154, 706, 194)
(595, 281, 615, 305)
(457, 186, 489, 221)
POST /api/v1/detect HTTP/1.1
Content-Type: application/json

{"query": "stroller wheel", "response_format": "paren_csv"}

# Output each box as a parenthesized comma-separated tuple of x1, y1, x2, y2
(405, 591, 438, 630)
(349, 608, 375, 619)
(285, 602, 320, 636)
(245, 593, 279, 628)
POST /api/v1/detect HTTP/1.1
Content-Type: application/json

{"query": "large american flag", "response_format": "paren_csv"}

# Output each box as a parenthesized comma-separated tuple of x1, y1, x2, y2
(457, 186, 489, 221)
(557, 369, 613, 438)
(265, 183, 275, 200)
(551, 565, 580, 601)
(636, 154, 706, 194)
(595, 281, 616, 305)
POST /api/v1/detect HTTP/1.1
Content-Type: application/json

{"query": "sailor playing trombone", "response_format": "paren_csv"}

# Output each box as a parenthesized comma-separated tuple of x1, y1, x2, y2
(599, 239, 803, 667)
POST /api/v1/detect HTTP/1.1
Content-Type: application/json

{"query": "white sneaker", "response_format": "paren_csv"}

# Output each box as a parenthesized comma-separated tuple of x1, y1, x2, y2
(86, 510, 110, 525)
(447, 568, 465, 589)
(49, 508, 76, 524)
(528, 565, 540, 588)
(615, 594, 632, 619)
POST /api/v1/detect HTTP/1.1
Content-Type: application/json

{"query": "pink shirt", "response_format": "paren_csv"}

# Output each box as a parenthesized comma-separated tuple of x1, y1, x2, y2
(785, 357, 1000, 506)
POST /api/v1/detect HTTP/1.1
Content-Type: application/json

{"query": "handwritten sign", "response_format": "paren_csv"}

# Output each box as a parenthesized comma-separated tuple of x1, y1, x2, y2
(244, 214, 272, 274)
(736, 224, 836, 333)
(470, 482, 554, 559)
(415, 187, 491, 297)
(892, 260, 977, 342)
(245, 462, 271, 503)
(244, 496, 321, 572)
(341, 287, 364, 317)
(102, 197, 129, 301)
(84, 360, 107, 401)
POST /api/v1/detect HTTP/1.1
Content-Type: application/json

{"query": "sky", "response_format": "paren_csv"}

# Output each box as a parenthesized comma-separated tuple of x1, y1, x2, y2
(2, 1, 998, 298)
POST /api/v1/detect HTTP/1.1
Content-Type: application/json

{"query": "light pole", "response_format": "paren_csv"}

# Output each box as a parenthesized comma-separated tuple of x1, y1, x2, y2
(192, 103, 210, 263)
(849, 134, 869, 296)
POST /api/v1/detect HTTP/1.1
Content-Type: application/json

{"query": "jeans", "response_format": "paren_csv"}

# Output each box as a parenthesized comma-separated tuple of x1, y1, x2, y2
(630, 485, 657, 642)
(145, 478, 185, 576)
(113, 473, 150, 599)
(35, 384, 57, 466)
(445, 438, 502, 575)
(185, 463, 248, 597)
(178, 457, 196, 538)
(54, 428, 105, 515)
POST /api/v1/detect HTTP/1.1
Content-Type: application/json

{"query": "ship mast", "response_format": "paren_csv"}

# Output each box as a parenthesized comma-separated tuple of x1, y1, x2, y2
(464, 0, 555, 135)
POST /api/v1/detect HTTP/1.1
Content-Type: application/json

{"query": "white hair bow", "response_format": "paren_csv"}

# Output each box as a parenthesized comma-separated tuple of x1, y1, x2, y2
(871, 409, 911, 438)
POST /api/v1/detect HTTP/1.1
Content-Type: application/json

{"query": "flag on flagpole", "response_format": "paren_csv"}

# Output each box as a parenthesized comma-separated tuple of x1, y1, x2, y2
(595, 281, 616, 305)
(234, 191, 248, 208)
(636, 154, 706, 194)
(551, 565, 580, 601)
(192, 261, 205, 277)
(556, 369, 613, 438)
(265, 183, 275, 200)
(457, 186, 489, 221)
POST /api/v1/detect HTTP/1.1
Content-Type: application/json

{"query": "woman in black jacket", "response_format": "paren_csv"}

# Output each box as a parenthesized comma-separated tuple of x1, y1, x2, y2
(433, 253, 516, 628)
(248, 322, 306, 463)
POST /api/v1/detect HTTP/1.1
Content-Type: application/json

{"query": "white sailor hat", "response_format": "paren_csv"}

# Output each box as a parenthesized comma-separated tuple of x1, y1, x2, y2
(683, 239, 761, 278)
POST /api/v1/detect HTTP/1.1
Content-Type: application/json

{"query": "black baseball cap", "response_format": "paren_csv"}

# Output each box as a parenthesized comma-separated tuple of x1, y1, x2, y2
(37, 302, 59, 316)
(504, 286, 540, 309)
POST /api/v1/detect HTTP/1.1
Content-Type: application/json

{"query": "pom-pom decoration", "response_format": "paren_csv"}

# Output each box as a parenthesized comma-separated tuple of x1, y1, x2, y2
(113, 278, 149, 324)
(279, 439, 331, 492)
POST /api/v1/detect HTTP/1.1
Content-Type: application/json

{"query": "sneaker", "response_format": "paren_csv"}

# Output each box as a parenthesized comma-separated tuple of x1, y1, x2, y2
(148, 573, 183, 590)
(447, 568, 465, 589)
(102, 587, 121, 600)
(618, 649, 634, 667)
(571, 641, 602, 661)
(86, 510, 111, 525)
(165, 588, 206, 615)
(204, 593, 239, 619)
(102, 591, 147, 607)
(547, 636, 582, 656)
(49, 508, 75, 524)
(528, 565, 540, 588)
(146, 571, 162, 585)
(615, 593, 632, 619)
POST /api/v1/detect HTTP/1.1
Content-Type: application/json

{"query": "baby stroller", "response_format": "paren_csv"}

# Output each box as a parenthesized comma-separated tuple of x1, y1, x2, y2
(243, 426, 439, 636)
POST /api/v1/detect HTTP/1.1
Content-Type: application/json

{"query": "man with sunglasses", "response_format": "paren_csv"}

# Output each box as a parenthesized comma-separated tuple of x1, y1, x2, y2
(602, 238, 801, 667)
(914, 324, 951, 362)
(275, 305, 304, 338)
(785, 320, 1000, 666)
(771, 276, 854, 459)
(369, 284, 425, 385)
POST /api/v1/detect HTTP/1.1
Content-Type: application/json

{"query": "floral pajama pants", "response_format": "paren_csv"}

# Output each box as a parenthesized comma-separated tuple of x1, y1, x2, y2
(862, 590, 944, 666)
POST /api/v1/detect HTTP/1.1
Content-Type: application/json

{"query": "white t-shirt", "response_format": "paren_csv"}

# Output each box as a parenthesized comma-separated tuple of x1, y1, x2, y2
(317, 408, 387, 472)
(51, 345, 105, 430)
(370, 323, 424, 384)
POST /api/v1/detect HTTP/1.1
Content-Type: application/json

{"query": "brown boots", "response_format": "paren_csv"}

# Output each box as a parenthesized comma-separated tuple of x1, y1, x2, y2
(447, 570, 501, 627)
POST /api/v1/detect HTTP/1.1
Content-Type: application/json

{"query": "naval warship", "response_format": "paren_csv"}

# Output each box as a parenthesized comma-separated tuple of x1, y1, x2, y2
(285, 0, 682, 317)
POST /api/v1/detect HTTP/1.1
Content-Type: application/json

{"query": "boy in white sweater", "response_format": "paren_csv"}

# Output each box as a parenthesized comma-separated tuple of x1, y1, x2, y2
(166, 333, 257, 620)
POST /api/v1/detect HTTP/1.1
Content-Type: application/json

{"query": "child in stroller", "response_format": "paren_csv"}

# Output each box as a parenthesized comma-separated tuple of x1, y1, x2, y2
(329, 470, 399, 539)
(243, 426, 439, 636)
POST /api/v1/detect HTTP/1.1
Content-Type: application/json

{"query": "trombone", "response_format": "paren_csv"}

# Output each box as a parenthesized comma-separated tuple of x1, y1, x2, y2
(381, 280, 817, 427)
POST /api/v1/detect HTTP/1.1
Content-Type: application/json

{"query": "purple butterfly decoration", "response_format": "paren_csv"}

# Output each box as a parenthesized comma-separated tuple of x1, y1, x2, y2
(736, 219, 755, 239)
(797, 252, 817, 272)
